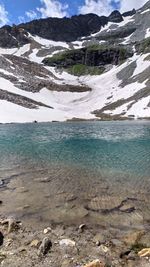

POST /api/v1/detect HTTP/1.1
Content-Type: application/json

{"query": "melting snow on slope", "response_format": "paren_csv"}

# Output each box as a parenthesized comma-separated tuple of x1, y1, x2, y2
(145, 28, 150, 38)
(0, 52, 150, 123)
(126, 96, 150, 118)
(30, 34, 69, 49)
(133, 53, 150, 76)
(91, 15, 135, 37)
(141, 8, 150, 14)
(0, 44, 30, 56)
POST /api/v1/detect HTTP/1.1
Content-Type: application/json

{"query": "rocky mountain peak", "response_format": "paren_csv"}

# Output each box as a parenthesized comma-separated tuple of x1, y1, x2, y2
(108, 10, 123, 23)
(0, 7, 136, 47)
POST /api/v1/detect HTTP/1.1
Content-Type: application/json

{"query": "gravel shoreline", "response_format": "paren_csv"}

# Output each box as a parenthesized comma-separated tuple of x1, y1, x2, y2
(0, 215, 150, 267)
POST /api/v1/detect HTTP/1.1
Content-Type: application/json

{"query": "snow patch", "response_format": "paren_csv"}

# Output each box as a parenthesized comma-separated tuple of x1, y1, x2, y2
(30, 34, 69, 49)
(145, 28, 150, 38)
(141, 8, 150, 14)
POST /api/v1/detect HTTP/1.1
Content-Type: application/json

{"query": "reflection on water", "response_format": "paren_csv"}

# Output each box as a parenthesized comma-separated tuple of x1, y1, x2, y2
(0, 121, 150, 230)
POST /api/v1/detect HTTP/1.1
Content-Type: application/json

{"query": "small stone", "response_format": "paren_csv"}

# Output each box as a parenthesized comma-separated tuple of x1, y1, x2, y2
(82, 259, 105, 267)
(30, 239, 41, 248)
(0, 231, 4, 246)
(38, 237, 52, 255)
(138, 248, 150, 257)
(78, 224, 86, 233)
(120, 250, 132, 259)
(96, 241, 100, 246)
(59, 239, 76, 247)
(43, 227, 51, 234)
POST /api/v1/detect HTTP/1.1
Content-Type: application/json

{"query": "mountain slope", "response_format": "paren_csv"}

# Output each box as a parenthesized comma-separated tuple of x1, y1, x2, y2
(0, 1, 150, 123)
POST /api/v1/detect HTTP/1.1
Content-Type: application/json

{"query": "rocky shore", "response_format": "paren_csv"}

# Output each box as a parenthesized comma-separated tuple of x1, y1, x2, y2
(0, 215, 150, 267)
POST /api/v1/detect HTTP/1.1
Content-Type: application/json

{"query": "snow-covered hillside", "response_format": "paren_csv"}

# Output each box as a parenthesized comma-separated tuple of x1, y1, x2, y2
(0, 1, 150, 123)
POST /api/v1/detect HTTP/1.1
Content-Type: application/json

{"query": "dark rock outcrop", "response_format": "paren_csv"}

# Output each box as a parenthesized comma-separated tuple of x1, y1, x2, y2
(0, 89, 53, 109)
(0, 25, 30, 48)
(122, 9, 136, 17)
(43, 45, 133, 68)
(108, 11, 123, 23)
(19, 14, 108, 42)
(0, 7, 138, 47)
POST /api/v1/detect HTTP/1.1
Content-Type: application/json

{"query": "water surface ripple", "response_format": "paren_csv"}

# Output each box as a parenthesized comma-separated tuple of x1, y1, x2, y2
(0, 121, 150, 230)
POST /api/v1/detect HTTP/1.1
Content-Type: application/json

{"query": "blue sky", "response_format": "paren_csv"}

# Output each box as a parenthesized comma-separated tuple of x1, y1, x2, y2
(0, 0, 147, 26)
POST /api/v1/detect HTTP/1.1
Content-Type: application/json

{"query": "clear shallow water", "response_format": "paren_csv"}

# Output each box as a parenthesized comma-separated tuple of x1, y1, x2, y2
(0, 121, 150, 229)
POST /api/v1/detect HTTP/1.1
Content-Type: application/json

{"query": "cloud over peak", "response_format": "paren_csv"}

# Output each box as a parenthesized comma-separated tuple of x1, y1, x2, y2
(78, 0, 148, 16)
(0, 4, 9, 26)
(78, 0, 114, 16)
(37, 0, 69, 18)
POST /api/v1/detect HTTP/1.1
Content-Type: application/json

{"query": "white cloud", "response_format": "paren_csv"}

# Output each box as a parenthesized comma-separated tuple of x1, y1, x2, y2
(78, 0, 148, 16)
(26, 10, 38, 20)
(0, 4, 9, 26)
(120, 0, 148, 12)
(37, 0, 69, 18)
(78, 0, 121, 16)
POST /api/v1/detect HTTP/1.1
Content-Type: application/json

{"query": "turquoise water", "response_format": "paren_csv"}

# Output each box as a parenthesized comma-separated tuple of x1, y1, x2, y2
(0, 121, 150, 177)
(0, 121, 150, 228)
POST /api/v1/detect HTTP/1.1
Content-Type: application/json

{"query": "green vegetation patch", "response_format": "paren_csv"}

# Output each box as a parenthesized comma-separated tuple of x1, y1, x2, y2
(136, 37, 150, 54)
(67, 64, 105, 76)
(42, 44, 133, 69)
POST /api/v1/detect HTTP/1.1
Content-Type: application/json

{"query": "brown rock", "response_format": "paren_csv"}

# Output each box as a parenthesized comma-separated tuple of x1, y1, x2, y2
(138, 248, 150, 257)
